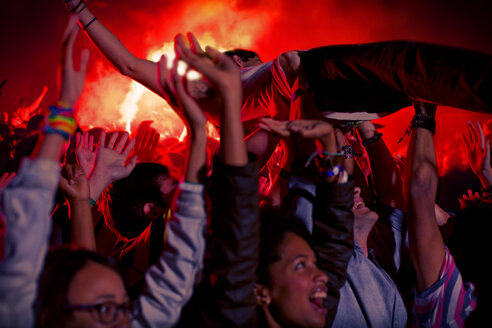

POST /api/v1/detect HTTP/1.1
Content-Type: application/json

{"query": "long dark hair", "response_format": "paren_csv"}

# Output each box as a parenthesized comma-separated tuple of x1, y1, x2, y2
(35, 245, 119, 328)
(100, 162, 170, 239)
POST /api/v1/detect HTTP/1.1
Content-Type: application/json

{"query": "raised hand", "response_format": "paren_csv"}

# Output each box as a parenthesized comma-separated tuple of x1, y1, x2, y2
(259, 118, 335, 148)
(158, 55, 208, 182)
(59, 14, 90, 107)
(133, 121, 160, 163)
(60, 162, 96, 250)
(463, 121, 492, 189)
(173, 57, 208, 130)
(88, 130, 137, 200)
(59, 163, 90, 201)
(76, 131, 96, 177)
(157, 54, 181, 110)
(174, 33, 242, 103)
(93, 130, 137, 182)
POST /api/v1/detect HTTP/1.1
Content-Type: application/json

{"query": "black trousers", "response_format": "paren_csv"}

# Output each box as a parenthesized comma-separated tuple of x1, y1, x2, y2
(300, 41, 491, 117)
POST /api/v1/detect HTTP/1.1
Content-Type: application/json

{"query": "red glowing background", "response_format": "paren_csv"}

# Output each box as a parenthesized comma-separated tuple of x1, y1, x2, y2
(1, 0, 491, 181)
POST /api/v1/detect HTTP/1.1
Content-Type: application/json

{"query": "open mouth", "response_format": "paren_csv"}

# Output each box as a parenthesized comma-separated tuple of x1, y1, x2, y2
(309, 289, 327, 314)
(353, 200, 365, 210)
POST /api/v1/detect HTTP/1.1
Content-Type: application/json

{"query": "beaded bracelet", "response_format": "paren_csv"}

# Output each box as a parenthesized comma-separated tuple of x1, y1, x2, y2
(362, 132, 383, 147)
(42, 105, 77, 140)
(337, 120, 362, 131)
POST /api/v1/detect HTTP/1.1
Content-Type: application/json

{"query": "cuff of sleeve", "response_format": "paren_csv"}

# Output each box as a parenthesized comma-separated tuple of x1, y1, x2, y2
(179, 181, 205, 193)
(317, 178, 354, 207)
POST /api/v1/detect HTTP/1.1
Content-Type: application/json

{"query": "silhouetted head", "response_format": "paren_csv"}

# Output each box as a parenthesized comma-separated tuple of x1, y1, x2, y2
(224, 49, 262, 68)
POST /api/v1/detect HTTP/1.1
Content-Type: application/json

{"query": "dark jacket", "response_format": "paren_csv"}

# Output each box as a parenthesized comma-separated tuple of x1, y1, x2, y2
(176, 156, 259, 327)
(312, 180, 355, 327)
(178, 161, 354, 327)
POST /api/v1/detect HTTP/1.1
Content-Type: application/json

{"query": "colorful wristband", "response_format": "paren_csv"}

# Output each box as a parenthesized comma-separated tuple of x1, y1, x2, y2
(43, 105, 77, 140)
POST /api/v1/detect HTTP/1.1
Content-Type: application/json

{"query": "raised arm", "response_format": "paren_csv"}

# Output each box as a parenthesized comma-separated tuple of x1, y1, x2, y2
(405, 101, 445, 292)
(133, 38, 211, 327)
(0, 16, 87, 327)
(86, 130, 137, 203)
(358, 121, 404, 210)
(59, 164, 95, 250)
(260, 118, 354, 324)
(63, 0, 164, 98)
(174, 33, 260, 327)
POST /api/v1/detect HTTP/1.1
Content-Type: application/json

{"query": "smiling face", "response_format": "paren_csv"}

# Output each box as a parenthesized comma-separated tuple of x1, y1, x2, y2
(262, 232, 328, 328)
(352, 186, 378, 223)
(66, 261, 131, 328)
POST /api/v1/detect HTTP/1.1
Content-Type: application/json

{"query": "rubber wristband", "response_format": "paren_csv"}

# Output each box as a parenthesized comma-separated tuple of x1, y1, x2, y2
(89, 198, 97, 206)
(69, 0, 83, 12)
(362, 132, 383, 147)
(83, 17, 97, 30)
(411, 114, 436, 134)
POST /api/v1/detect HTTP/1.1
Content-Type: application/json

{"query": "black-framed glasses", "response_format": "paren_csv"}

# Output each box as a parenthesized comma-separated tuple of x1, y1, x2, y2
(65, 300, 136, 324)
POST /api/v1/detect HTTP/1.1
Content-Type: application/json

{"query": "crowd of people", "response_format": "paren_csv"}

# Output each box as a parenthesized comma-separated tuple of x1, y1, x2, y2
(1, 1, 492, 327)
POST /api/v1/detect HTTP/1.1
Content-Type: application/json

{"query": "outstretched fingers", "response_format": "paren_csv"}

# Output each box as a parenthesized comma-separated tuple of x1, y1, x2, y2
(258, 117, 290, 137)
(187, 32, 205, 55)
(114, 132, 129, 153)
(122, 138, 136, 157)
(98, 130, 107, 149)
(107, 131, 118, 149)
(157, 54, 179, 107)
(62, 16, 80, 72)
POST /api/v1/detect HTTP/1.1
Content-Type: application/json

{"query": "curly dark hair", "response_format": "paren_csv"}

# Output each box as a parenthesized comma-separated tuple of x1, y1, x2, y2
(257, 205, 314, 285)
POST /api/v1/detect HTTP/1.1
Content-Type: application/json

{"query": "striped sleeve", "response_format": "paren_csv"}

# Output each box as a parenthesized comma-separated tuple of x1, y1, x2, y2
(410, 248, 477, 327)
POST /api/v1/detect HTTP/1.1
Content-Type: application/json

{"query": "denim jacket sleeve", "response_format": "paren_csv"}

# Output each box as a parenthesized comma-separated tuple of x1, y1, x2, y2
(312, 179, 355, 326)
(198, 156, 259, 327)
(0, 158, 61, 328)
(133, 181, 206, 328)
(368, 202, 406, 279)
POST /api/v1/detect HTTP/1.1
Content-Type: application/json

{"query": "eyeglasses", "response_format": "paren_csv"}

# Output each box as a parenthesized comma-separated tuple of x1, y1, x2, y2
(65, 301, 136, 324)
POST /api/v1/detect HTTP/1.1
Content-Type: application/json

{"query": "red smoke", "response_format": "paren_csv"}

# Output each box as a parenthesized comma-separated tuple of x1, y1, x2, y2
(2, 0, 491, 178)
